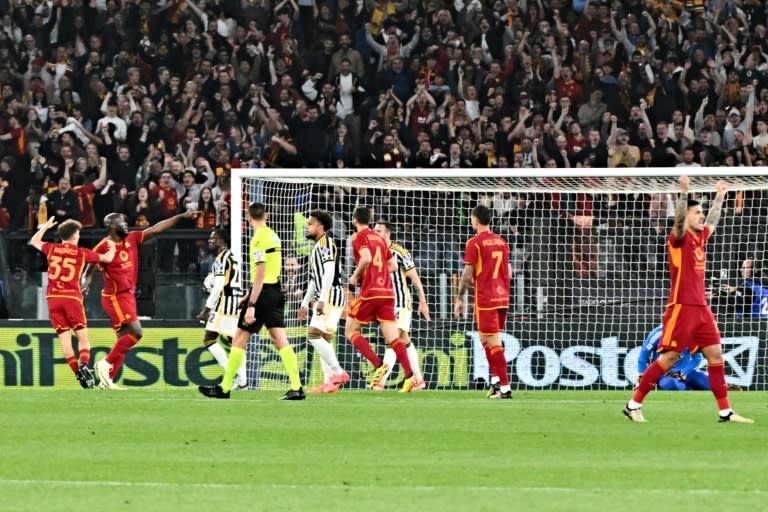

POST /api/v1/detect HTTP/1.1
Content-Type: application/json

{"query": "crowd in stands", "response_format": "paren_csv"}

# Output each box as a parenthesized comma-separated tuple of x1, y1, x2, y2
(1, 0, 768, 276)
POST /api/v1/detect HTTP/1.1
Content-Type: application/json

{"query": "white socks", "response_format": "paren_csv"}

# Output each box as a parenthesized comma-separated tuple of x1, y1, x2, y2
(309, 337, 343, 382)
(208, 343, 229, 370)
(406, 343, 421, 381)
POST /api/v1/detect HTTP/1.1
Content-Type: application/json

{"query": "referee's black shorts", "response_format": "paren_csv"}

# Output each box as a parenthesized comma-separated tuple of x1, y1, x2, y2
(237, 284, 286, 333)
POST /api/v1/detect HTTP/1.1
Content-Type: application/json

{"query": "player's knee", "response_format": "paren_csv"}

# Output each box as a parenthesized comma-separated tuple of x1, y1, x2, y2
(131, 326, 144, 340)
(202, 332, 218, 347)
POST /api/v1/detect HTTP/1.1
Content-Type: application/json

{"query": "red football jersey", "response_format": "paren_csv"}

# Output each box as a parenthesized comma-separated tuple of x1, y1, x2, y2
(666, 225, 711, 306)
(351, 227, 394, 300)
(463, 230, 510, 309)
(41, 242, 101, 300)
(94, 230, 144, 295)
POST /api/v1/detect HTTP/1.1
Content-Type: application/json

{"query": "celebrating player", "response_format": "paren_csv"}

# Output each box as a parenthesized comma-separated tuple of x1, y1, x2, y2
(624, 176, 752, 423)
(199, 202, 305, 400)
(83, 210, 200, 389)
(298, 210, 350, 394)
(455, 205, 513, 399)
(30, 217, 115, 388)
(345, 207, 417, 392)
(197, 229, 247, 390)
(371, 220, 429, 391)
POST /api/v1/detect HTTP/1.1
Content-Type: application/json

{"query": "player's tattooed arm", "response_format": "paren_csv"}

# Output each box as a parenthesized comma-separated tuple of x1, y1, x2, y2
(705, 180, 729, 232)
(672, 175, 690, 241)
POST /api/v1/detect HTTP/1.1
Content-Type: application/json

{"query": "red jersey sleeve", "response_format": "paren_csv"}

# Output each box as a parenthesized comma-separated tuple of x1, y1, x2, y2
(93, 237, 110, 255)
(128, 230, 145, 245)
(81, 248, 101, 264)
(463, 239, 478, 267)
(40, 242, 52, 256)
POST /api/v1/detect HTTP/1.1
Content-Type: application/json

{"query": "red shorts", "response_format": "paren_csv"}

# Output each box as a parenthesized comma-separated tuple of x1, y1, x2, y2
(348, 297, 396, 324)
(48, 297, 87, 333)
(476, 308, 507, 335)
(101, 292, 138, 331)
(660, 304, 720, 353)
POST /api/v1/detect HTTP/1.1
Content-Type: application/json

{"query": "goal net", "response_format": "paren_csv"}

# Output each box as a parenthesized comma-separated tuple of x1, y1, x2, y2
(231, 170, 768, 391)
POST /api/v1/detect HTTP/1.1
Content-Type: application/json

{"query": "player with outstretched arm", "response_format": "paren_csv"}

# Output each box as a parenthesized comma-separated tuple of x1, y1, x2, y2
(82, 210, 200, 389)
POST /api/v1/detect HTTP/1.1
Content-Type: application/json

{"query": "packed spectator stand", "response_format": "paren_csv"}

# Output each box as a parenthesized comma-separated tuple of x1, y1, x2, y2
(1, 0, 767, 318)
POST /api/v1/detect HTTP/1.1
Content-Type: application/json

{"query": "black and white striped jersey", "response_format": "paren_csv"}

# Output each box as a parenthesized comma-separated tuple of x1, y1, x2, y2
(389, 242, 416, 310)
(308, 234, 346, 307)
(205, 249, 241, 315)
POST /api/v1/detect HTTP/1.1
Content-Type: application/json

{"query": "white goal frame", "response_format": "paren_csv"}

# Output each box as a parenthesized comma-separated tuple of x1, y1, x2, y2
(231, 168, 768, 390)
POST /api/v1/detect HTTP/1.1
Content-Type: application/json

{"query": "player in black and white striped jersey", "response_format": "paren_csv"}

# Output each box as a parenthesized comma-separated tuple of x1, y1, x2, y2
(197, 229, 247, 390)
(298, 210, 350, 393)
(373, 220, 430, 391)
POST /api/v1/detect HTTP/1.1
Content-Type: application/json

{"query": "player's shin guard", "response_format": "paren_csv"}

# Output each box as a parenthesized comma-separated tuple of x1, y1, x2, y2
(278, 345, 302, 390)
(483, 344, 499, 381)
(106, 334, 138, 377)
(207, 342, 230, 370)
(632, 359, 668, 404)
(488, 345, 509, 386)
(221, 346, 245, 393)
(350, 333, 381, 367)
(707, 362, 730, 411)
(391, 339, 412, 377)
(66, 356, 79, 373)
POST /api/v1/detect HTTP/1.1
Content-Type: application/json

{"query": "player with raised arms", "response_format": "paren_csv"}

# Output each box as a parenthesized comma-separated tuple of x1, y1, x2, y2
(30, 217, 115, 388)
(624, 176, 752, 423)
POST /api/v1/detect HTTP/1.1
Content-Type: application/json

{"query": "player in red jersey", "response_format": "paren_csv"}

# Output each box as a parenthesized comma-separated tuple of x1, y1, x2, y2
(345, 207, 417, 392)
(624, 176, 752, 423)
(29, 217, 116, 388)
(82, 210, 199, 389)
(455, 205, 512, 399)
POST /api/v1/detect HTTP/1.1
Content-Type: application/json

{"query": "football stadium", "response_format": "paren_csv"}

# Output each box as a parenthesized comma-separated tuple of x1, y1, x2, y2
(2, 0, 768, 508)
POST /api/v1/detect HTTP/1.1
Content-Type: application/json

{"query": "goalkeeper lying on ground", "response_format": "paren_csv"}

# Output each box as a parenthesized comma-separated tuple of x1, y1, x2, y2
(637, 325, 741, 391)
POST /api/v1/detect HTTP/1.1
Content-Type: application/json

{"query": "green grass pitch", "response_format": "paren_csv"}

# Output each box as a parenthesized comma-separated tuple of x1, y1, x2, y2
(1, 390, 766, 512)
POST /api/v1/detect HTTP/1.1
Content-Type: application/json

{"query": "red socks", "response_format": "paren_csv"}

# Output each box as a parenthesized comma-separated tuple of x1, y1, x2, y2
(106, 334, 139, 378)
(484, 344, 498, 379)
(487, 345, 510, 386)
(350, 333, 382, 368)
(66, 356, 79, 373)
(391, 339, 412, 377)
(707, 362, 731, 411)
(79, 348, 90, 366)
(632, 359, 668, 404)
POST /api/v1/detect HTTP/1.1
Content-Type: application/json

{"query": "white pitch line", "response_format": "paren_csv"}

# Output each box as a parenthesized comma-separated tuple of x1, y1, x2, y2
(0, 479, 766, 495)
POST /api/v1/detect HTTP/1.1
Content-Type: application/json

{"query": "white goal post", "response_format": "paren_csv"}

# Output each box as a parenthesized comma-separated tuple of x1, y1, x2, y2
(232, 169, 768, 391)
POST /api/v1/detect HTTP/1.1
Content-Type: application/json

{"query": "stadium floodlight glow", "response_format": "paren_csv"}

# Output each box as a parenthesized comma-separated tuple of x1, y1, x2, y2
(232, 168, 768, 391)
